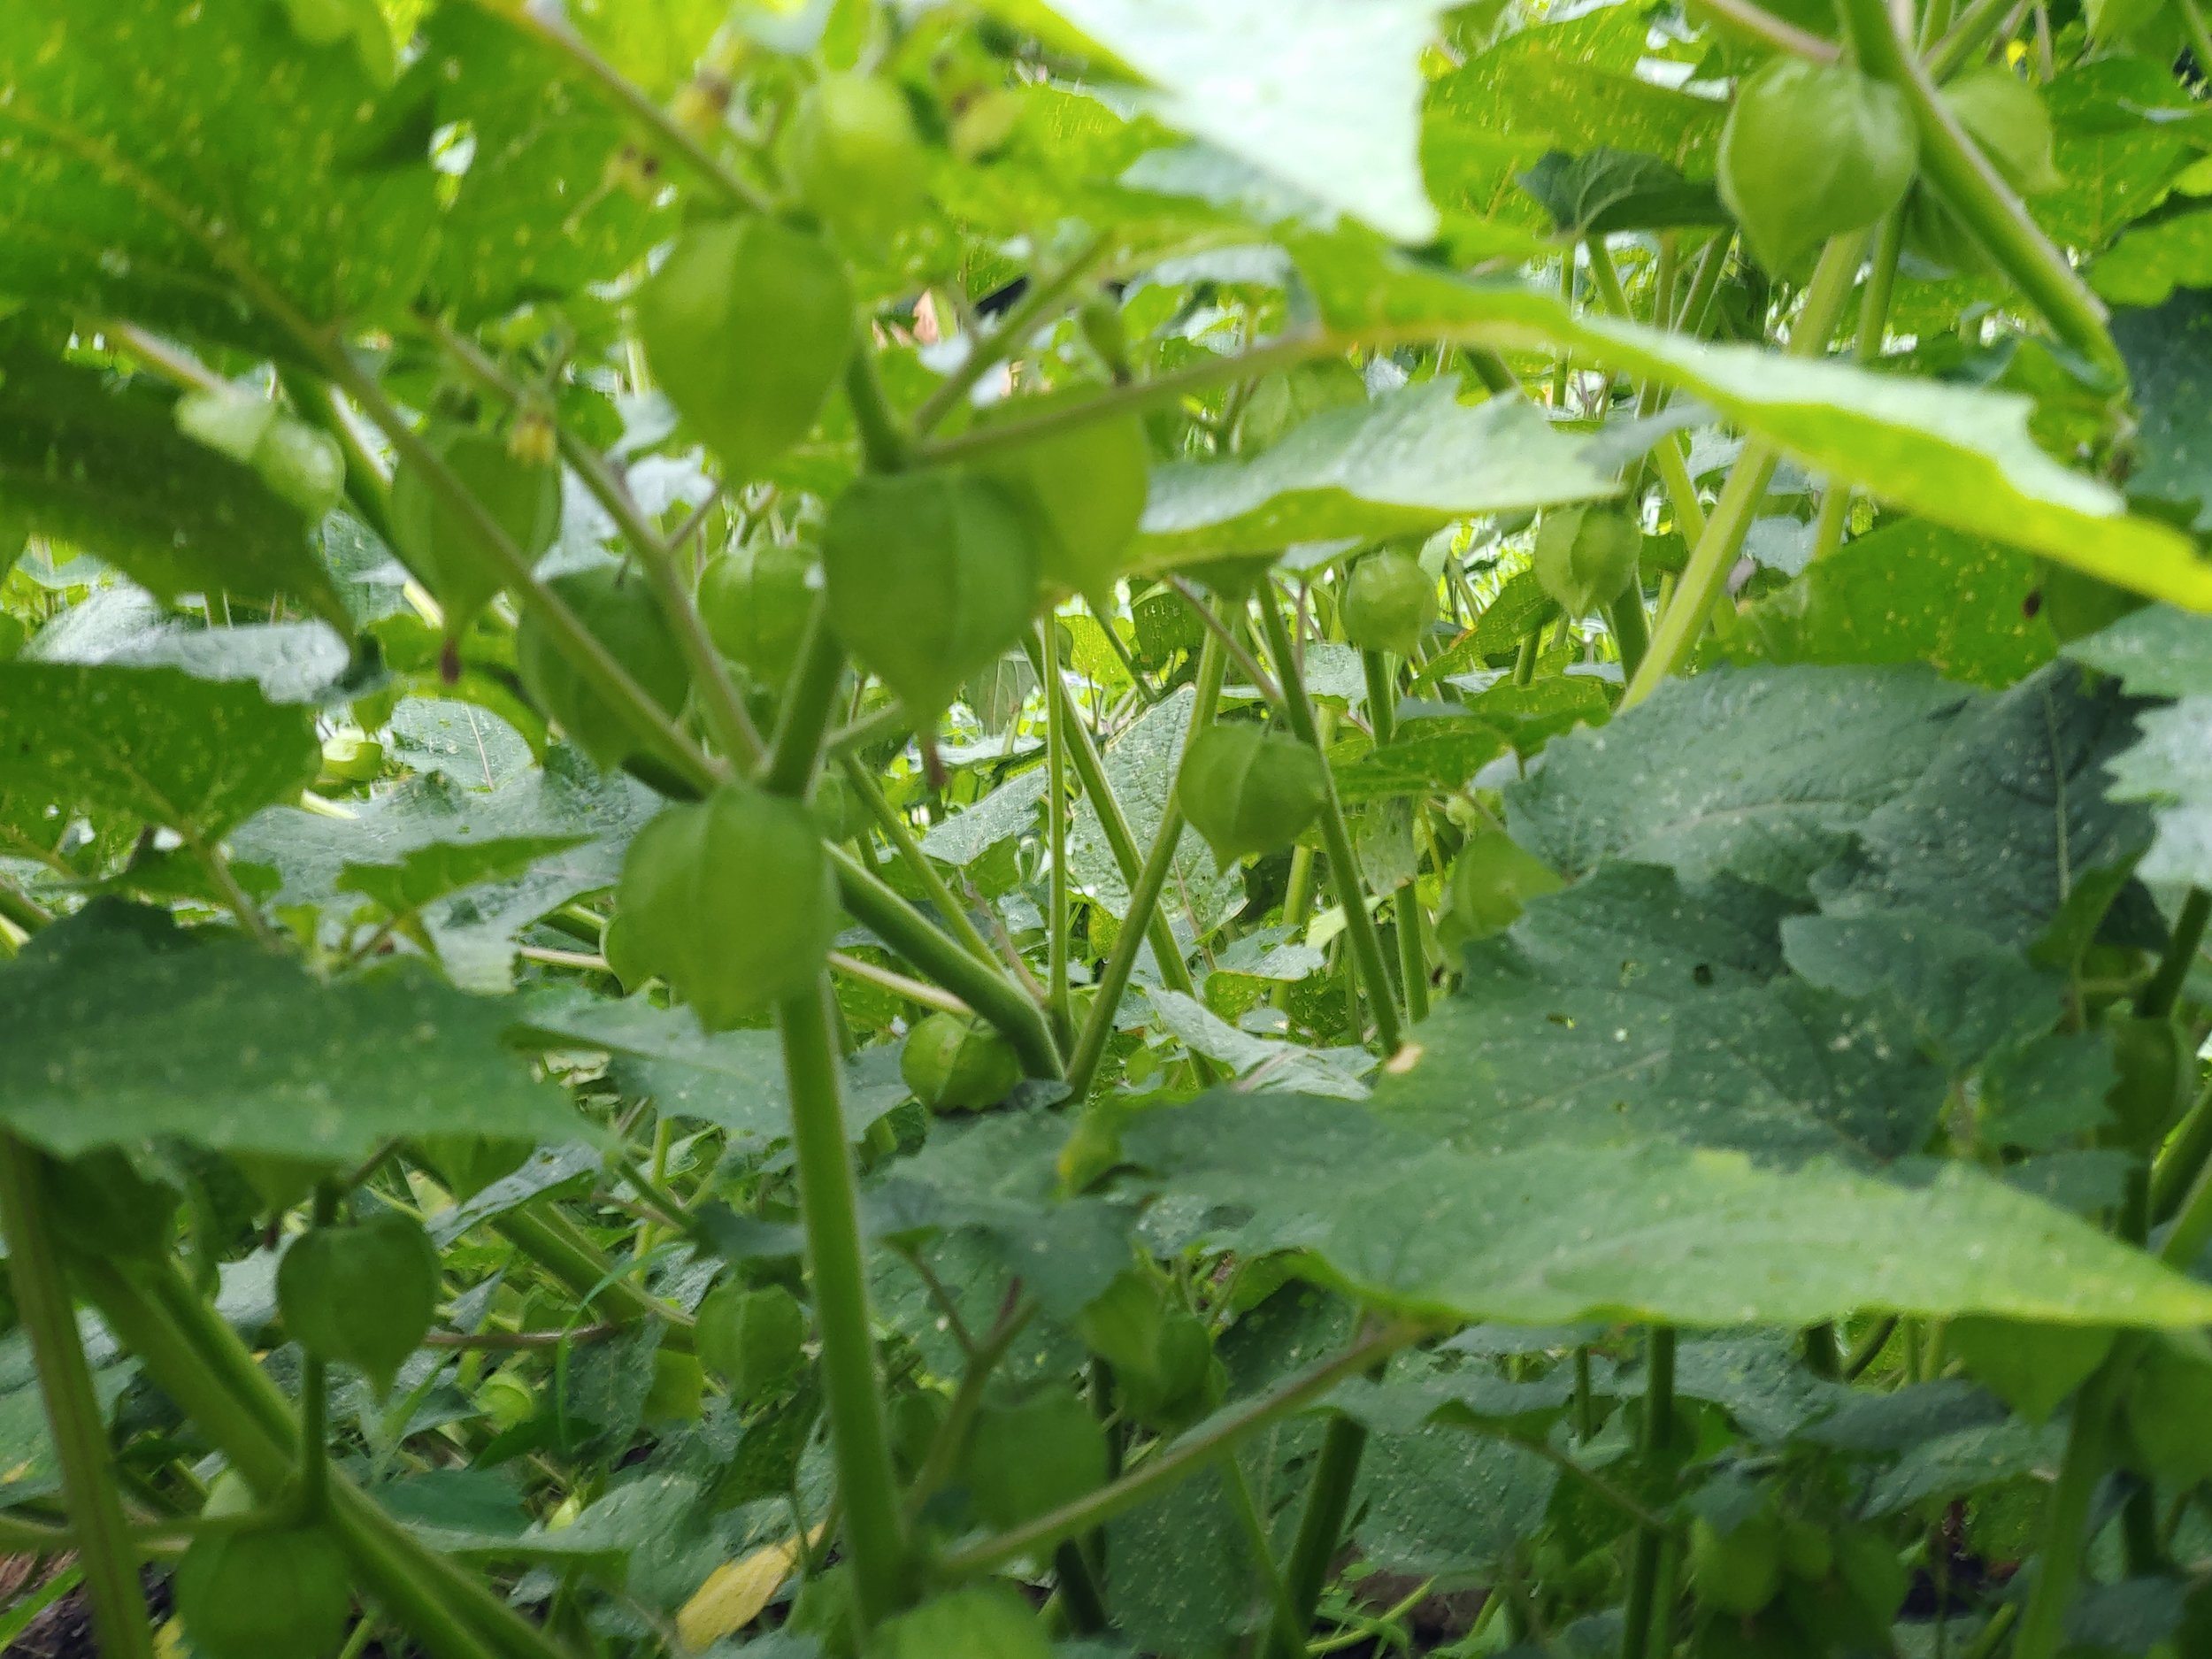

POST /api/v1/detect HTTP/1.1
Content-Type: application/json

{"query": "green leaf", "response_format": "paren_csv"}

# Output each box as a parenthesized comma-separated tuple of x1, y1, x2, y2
(2090, 210, 2212, 307)
(1778, 910, 2066, 1074)
(869, 1112, 1129, 1320)
(1413, 567, 1560, 688)
(1138, 380, 1618, 566)
(918, 770, 1049, 870)
(1294, 236, 2212, 610)
(1387, 862, 1950, 1164)
(0, 349, 347, 624)
(386, 698, 536, 791)
(419, 6, 669, 322)
(1732, 519, 2057, 689)
(0, 663, 319, 847)
(1509, 664, 1978, 899)
(0, 902, 593, 1160)
(1331, 722, 1512, 803)
(1517, 147, 1727, 237)
(2064, 603, 2212, 695)
(1144, 988, 1372, 1098)
(234, 750, 655, 989)
(510, 989, 903, 1146)
(336, 833, 593, 918)
(0, 0, 437, 352)
(1121, 1093, 2212, 1328)
(0, 1330, 134, 1507)
(984, 0, 1448, 242)
(1809, 666, 2152, 953)
(36, 615, 357, 706)
(2101, 698, 2212, 887)
(2111, 290, 2212, 530)
(1425, 12, 1724, 227)
(569, 0, 722, 96)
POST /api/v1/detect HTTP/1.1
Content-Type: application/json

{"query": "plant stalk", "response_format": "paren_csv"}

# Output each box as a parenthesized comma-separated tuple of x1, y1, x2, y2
(1623, 232, 1868, 708)
(1839, 0, 2119, 371)
(938, 1320, 1424, 1578)
(1257, 588, 1405, 1056)
(777, 978, 909, 1628)
(1022, 634, 1204, 1003)
(1063, 626, 1230, 1099)
(0, 1140, 153, 1659)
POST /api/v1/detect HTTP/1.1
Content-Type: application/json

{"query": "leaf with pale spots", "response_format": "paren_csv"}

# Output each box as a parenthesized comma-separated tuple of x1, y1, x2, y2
(0, 901, 594, 1161)
(0, 662, 320, 849)
(0, 0, 439, 353)
(1122, 1093, 2212, 1329)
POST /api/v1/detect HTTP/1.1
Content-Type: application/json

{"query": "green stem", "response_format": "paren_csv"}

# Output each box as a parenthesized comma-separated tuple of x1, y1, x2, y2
(1672, 234, 1732, 337)
(0, 1141, 153, 1659)
(80, 1261, 518, 1659)
(831, 848, 1064, 1079)
(2012, 1340, 2140, 1659)
(1811, 211, 1906, 564)
(1257, 588, 1404, 1056)
(1224, 1455, 1310, 1659)
(280, 367, 396, 546)
(1926, 0, 2022, 77)
(1042, 621, 1073, 1046)
(1551, 253, 1577, 409)
(766, 600, 849, 795)
(2138, 887, 2209, 1019)
(912, 232, 1113, 435)
(838, 757, 1001, 970)
(1607, 584, 1652, 680)
(320, 352, 722, 789)
(1395, 882, 1430, 1025)
(1361, 651, 1396, 748)
(297, 1183, 338, 1520)
(918, 335, 1325, 467)
(1052, 1540, 1111, 1635)
(776, 978, 908, 1630)
(466, 0, 771, 213)
(1023, 635, 1202, 1002)
(2150, 1077, 2212, 1224)
(493, 1203, 695, 1351)
(844, 350, 915, 474)
(1267, 1414, 1369, 1659)
(428, 315, 764, 766)
(2181, 0, 2212, 77)
(1623, 232, 1867, 709)
(1617, 1327, 1677, 1659)
(1063, 629, 1230, 1100)
(938, 1321, 1424, 1579)
(1839, 0, 2119, 371)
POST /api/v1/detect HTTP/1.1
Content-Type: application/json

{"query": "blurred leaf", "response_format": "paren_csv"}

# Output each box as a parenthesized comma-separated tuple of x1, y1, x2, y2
(0, 350, 347, 624)
(0, 663, 319, 846)
(1137, 380, 1620, 565)
(1295, 235, 2212, 608)
(1510, 664, 1977, 898)
(0, 0, 436, 351)
(986, 0, 1448, 242)
(1517, 147, 1727, 236)
(0, 901, 593, 1160)
(1122, 1092, 2212, 1328)
(1732, 519, 2056, 689)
